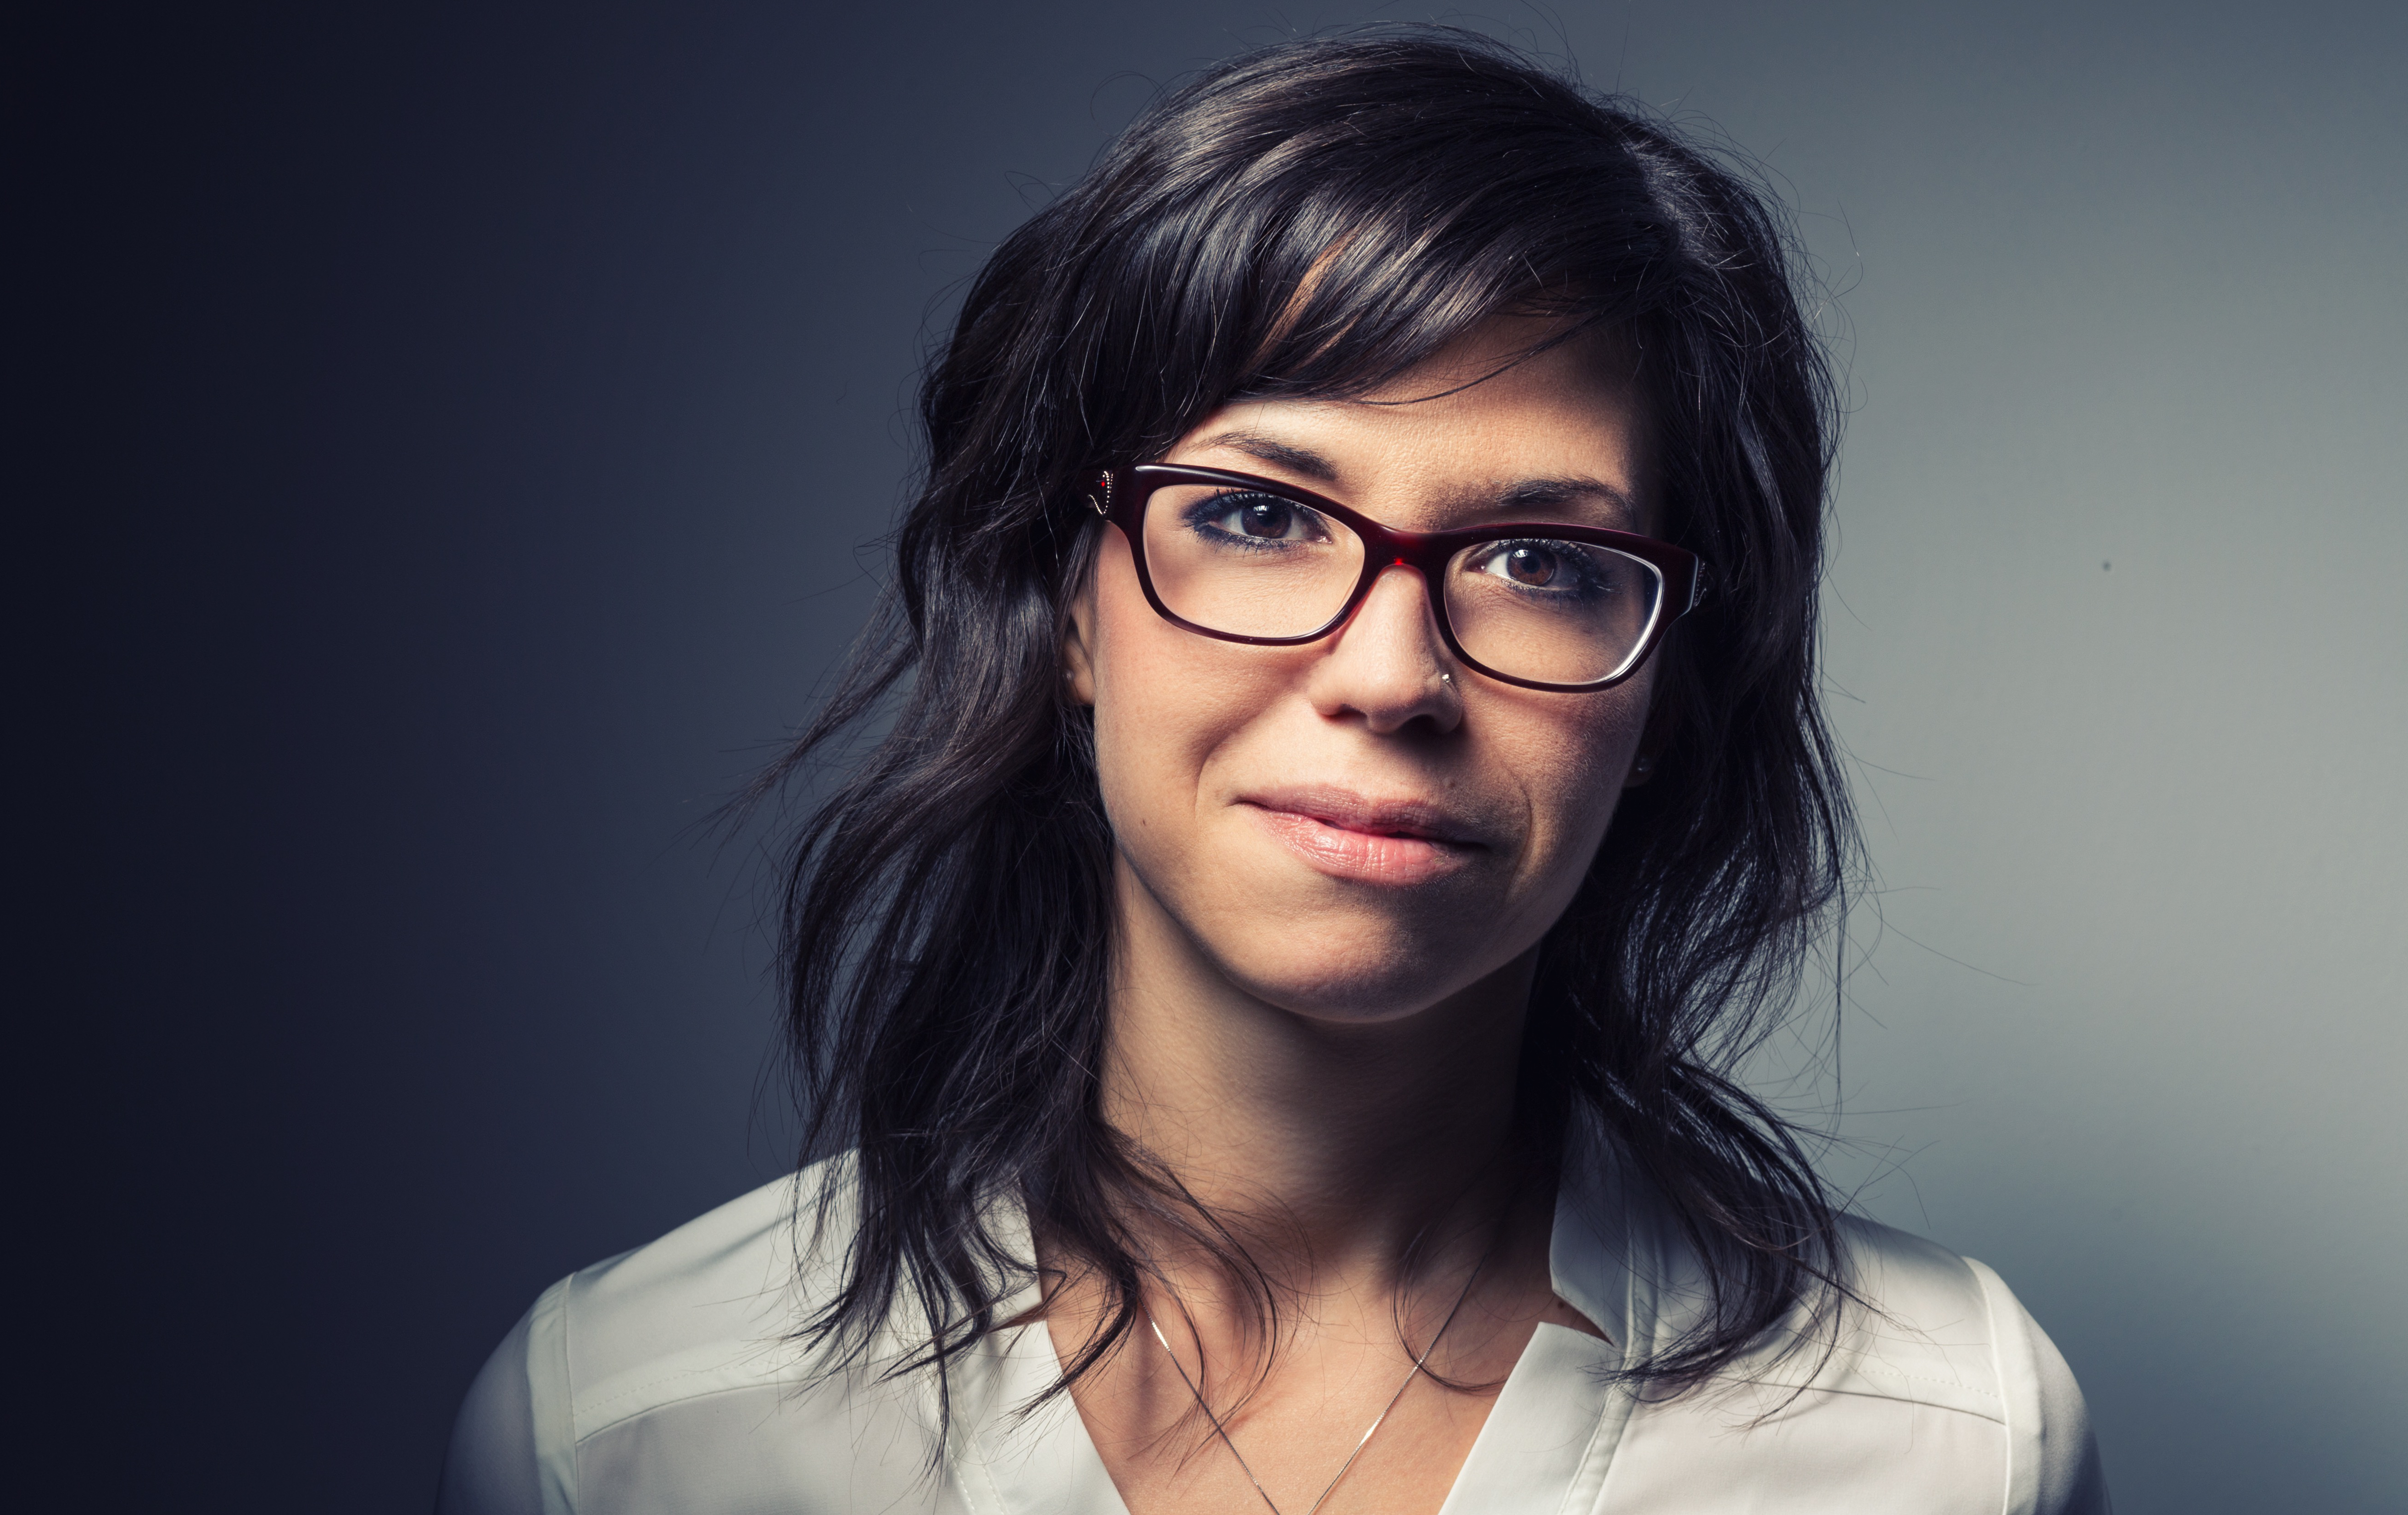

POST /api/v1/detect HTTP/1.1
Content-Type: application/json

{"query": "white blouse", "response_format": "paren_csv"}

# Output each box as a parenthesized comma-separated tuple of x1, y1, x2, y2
(439, 1144, 2109, 1515)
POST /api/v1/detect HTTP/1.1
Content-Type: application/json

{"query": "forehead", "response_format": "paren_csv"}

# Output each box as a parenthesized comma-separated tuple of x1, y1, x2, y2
(1167, 319, 1649, 532)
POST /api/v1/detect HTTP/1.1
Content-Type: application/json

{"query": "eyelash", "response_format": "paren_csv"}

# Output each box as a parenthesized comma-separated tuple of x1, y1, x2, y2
(1176, 492, 1617, 598)
(1466, 540, 1612, 596)
(1182, 492, 1325, 543)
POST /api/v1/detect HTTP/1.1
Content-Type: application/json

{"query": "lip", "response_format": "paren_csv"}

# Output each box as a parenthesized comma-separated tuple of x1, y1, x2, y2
(1237, 785, 1486, 886)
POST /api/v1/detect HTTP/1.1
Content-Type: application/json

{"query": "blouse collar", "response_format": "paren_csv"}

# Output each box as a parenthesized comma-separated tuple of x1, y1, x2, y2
(948, 1124, 1657, 1515)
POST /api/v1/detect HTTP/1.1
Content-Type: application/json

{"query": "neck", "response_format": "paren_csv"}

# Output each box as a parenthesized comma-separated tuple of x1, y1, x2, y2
(1099, 858, 1536, 1288)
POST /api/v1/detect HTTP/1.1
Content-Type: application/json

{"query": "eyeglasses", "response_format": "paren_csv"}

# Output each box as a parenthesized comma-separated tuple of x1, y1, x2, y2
(1086, 464, 1708, 692)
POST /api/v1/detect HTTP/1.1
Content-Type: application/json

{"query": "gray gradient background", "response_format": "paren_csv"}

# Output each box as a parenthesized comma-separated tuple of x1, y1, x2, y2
(67, 1, 2402, 1510)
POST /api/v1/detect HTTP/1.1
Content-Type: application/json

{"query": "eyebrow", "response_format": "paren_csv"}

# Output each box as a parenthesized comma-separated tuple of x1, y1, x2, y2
(1192, 429, 1641, 527)
(1482, 476, 1641, 527)
(1197, 430, 1343, 482)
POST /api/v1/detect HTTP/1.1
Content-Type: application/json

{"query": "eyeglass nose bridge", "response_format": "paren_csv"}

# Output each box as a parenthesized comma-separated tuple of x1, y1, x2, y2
(1321, 546, 1459, 652)
(1333, 532, 1471, 650)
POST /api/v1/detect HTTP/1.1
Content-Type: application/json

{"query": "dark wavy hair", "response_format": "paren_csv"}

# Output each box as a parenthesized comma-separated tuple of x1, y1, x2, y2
(749, 27, 1857, 1416)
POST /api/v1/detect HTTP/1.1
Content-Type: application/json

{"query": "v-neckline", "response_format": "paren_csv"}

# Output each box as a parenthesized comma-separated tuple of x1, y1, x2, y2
(951, 1143, 1652, 1515)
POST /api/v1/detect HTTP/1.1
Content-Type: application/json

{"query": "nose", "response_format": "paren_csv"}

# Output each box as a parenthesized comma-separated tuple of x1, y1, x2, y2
(1304, 564, 1463, 735)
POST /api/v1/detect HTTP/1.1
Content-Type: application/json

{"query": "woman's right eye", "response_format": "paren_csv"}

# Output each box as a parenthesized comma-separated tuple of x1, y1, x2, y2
(1189, 492, 1328, 544)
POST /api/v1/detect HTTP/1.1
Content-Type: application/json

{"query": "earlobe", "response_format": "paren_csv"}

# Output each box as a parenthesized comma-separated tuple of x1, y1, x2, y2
(1623, 681, 1675, 788)
(1061, 589, 1099, 707)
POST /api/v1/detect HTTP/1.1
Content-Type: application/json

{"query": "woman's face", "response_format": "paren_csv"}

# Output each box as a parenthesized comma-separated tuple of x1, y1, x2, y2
(1066, 317, 1658, 1025)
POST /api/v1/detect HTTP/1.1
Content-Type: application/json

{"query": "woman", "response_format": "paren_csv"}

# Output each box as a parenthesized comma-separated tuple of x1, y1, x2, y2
(440, 29, 2108, 1515)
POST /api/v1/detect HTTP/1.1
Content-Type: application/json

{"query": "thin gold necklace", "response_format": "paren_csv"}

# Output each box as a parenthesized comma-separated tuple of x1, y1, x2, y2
(1143, 1250, 1490, 1515)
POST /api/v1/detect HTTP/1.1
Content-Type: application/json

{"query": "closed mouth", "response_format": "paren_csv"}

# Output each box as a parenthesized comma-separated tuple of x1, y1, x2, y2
(1237, 786, 1486, 851)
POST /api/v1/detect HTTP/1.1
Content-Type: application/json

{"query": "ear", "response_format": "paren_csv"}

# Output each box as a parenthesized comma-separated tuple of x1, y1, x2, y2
(1622, 684, 1678, 789)
(1061, 549, 1100, 707)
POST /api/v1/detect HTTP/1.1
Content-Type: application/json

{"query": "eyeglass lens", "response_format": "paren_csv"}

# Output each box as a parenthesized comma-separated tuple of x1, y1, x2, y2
(1140, 483, 1664, 687)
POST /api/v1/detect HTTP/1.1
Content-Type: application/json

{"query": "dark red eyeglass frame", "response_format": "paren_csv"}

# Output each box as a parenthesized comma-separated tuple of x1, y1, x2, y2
(1085, 463, 1709, 693)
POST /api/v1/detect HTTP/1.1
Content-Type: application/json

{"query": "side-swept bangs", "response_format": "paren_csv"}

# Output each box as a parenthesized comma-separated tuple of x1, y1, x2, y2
(968, 39, 1692, 473)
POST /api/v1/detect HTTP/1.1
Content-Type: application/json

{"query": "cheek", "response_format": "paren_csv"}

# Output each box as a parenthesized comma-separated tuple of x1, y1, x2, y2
(1084, 534, 1278, 846)
(1497, 679, 1652, 888)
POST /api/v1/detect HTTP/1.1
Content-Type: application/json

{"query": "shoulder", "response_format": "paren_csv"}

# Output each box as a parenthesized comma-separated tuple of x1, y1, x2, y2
(1634, 1207, 2081, 1424)
(1588, 1186, 2108, 1515)
(551, 1157, 882, 1439)
(1818, 1219, 2109, 1515)
(562, 1165, 825, 1388)
(1814, 1217, 2037, 1416)
(438, 1158, 914, 1515)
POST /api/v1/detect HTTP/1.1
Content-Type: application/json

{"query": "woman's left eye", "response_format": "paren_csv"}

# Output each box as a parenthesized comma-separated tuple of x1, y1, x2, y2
(1469, 540, 1594, 591)
(1198, 492, 1326, 541)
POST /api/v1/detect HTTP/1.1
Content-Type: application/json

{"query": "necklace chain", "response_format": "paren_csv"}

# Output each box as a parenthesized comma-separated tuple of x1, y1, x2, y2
(1143, 1251, 1490, 1515)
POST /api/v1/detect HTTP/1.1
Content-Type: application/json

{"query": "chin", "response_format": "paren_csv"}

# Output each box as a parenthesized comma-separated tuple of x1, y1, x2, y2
(1260, 981, 1455, 1026)
(1217, 922, 1491, 1025)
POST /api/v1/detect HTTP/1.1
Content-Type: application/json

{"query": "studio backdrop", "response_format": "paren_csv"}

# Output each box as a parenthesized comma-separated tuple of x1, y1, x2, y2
(73, 3, 2403, 1511)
